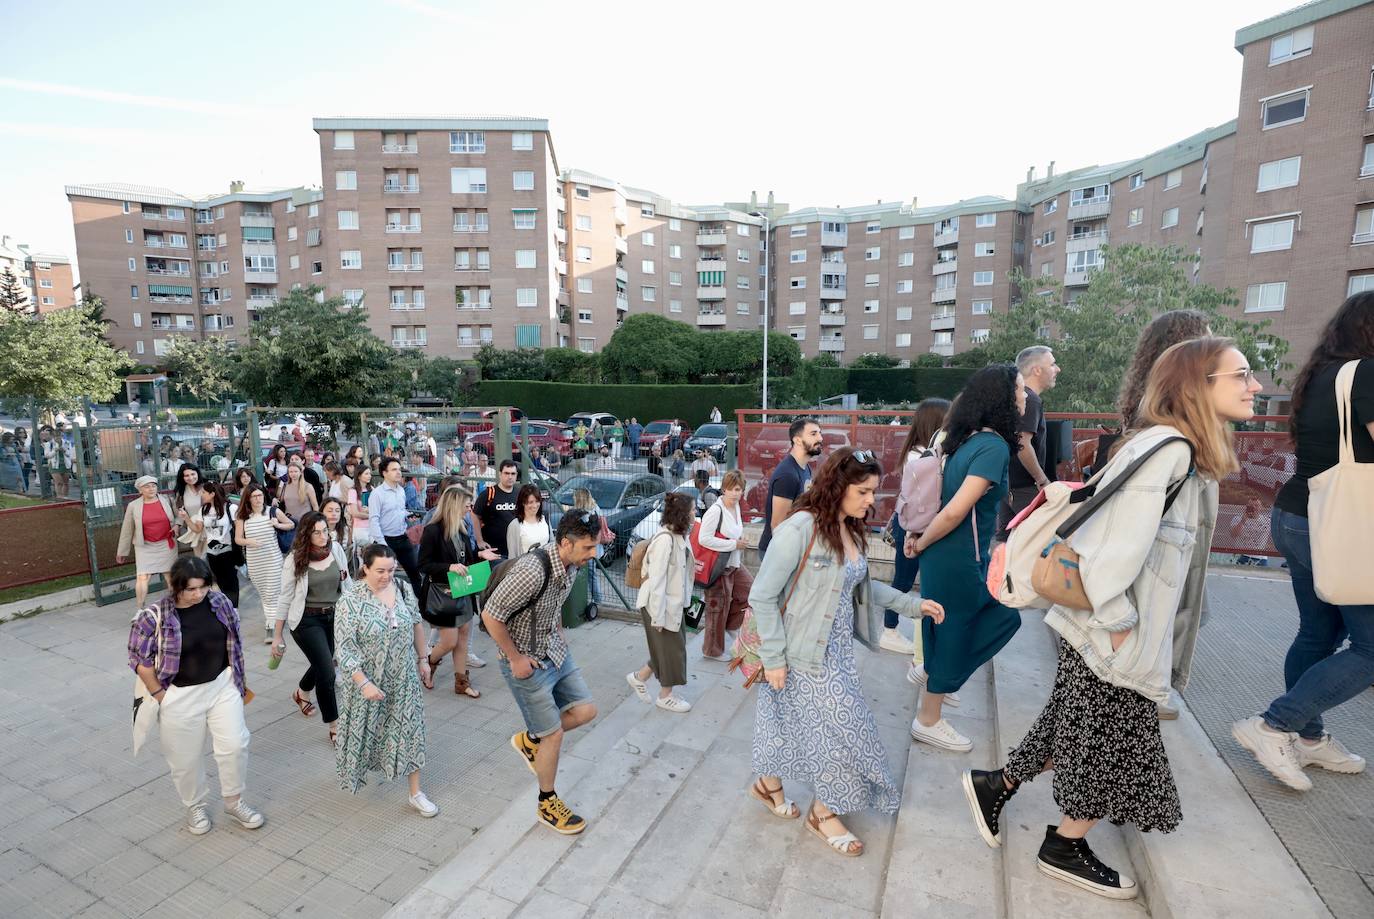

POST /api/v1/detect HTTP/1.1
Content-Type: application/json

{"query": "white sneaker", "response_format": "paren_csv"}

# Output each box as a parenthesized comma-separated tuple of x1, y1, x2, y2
(409, 792, 440, 818)
(701, 650, 731, 662)
(906, 663, 960, 707)
(224, 799, 264, 829)
(910, 717, 973, 752)
(466, 651, 487, 669)
(187, 803, 211, 835)
(1296, 734, 1367, 774)
(879, 628, 916, 655)
(1232, 716, 1312, 791)
(656, 695, 692, 713)
(626, 671, 652, 704)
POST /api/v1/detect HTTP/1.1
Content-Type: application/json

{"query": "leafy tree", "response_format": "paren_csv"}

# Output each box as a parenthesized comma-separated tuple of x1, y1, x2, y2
(599, 314, 700, 383)
(164, 336, 239, 403)
(850, 352, 900, 369)
(232, 287, 408, 408)
(410, 356, 477, 402)
(0, 297, 133, 414)
(811, 352, 841, 368)
(475, 345, 547, 381)
(0, 267, 27, 314)
(912, 352, 946, 368)
(947, 346, 991, 368)
(544, 347, 600, 383)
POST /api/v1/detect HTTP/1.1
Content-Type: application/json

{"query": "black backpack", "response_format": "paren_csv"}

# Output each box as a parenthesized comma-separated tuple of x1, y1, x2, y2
(477, 547, 552, 634)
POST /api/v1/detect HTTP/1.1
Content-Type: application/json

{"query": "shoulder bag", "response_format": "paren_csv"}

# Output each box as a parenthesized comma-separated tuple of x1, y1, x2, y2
(131, 606, 165, 755)
(1308, 360, 1374, 603)
(729, 528, 818, 688)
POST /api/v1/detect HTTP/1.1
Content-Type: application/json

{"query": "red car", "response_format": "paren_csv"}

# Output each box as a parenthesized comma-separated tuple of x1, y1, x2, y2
(638, 419, 694, 456)
(465, 420, 568, 461)
(456, 407, 524, 441)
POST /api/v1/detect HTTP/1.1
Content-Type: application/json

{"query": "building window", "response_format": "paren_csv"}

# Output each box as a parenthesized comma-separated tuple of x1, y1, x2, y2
(737, 224, 751, 237)
(972, 299, 992, 315)
(1262, 89, 1309, 129)
(1251, 218, 1295, 252)
(122, 201, 131, 214)
(128, 257, 136, 271)
(899, 226, 915, 240)
(135, 340, 144, 354)
(1348, 274, 1374, 296)
(343, 289, 364, 306)
(641, 259, 655, 274)
(898, 252, 914, 267)
(1044, 198, 1058, 215)
(668, 244, 681, 259)
(340, 250, 362, 269)
(736, 277, 750, 290)
(974, 242, 995, 257)
(515, 249, 536, 268)
(1269, 26, 1313, 65)
(289, 255, 300, 270)
(896, 307, 912, 321)
(311, 261, 322, 275)
(665, 299, 681, 313)
(973, 271, 994, 286)
(1127, 208, 1143, 227)
(863, 299, 879, 314)
(1257, 156, 1302, 191)
(130, 285, 139, 300)
(124, 228, 134, 244)
(512, 209, 537, 229)
(516, 288, 538, 307)
(971, 213, 995, 228)
(735, 302, 750, 315)
(669, 271, 682, 286)
(637, 203, 654, 218)
(287, 226, 298, 242)
(896, 279, 914, 293)
(1355, 206, 1374, 244)
(1245, 282, 1287, 313)
(1128, 173, 1144, 191)
(451, 168, 488, 193)
(641, 286, 656, 302)
(865, 247, 880, 261)
(641, 231, 655, 246)
(895, 333, 911, 347)
(576, 277, 593, 294)
(736, 249, 750, 263)
(1071, 185, 1109, 205)
(790, 225, 807, 237)
(789, 250, 807, 263)
(788, 326, 806, 341)
(1040, 229, 1056, 245)
(574, 186, 590, 200)
(572, 245, 593, 264)
(790, 277, 806, 289)
(333, 130, 354, 150)
(308, 204, 318, 218)
(449, 131, 485, 153)
(1362, 141, 1374, 177)
(513, 170, 535, 191)
(866, 221, 880, 234)
(862, 324, 879, 340)
(337, 210, 358, 230)
(789, 301, 806, 315)
(1161, 207, 1180, 229)
(511, 131, 533, 151)
(1164, 169, 1182, 190)
(335, 170, 357, 191)
(577, 337, 595, 353)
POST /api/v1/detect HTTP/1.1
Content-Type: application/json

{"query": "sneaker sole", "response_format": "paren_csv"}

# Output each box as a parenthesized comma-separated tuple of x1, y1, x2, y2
(1300, 757, 1367, 775)
(961, 772, 1001, 849)
(539, 816, 587, 835)
(511, 733, 538, 775)
(910, 726, 973, 753)
(880, 641, 917, 654)
(188, 821, 211, 836)
(228, 815, 264, 830)
(1231, 721, 1312, 791)
(1037, 860, 1138, 900)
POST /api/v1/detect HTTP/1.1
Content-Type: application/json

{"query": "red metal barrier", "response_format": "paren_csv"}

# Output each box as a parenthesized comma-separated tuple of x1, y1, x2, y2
(0, 500, 92, 589)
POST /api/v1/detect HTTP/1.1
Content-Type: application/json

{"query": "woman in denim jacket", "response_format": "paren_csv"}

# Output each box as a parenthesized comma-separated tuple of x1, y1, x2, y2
(963, 337, 1260, 901)
(748, 448, 944, 858)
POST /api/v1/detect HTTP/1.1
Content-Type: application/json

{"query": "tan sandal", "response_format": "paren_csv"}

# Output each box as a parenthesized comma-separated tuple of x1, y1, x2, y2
(806, 802, 863, 857)
(454, 673, 480, 699)
(749, 778, 799, 819)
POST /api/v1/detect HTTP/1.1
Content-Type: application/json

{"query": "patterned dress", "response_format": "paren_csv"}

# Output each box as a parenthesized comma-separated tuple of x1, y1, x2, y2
(334, 579, 427, 793)
(752, 556, 901, 816)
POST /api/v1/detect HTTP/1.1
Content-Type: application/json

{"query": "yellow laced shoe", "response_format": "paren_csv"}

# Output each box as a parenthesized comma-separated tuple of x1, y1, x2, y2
(537, 794, 587, 835)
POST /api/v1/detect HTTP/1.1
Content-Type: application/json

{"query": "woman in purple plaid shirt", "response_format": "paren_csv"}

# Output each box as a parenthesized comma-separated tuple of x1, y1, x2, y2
(128, 556, 266, 837)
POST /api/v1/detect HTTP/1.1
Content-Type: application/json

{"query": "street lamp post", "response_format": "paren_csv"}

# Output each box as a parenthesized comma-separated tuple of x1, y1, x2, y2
(750, 211, 770, 415)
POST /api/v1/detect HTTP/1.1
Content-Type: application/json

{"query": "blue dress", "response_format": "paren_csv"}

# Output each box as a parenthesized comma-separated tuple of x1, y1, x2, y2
(918, 431, 1022, 694)
(752, 556, 901, 816)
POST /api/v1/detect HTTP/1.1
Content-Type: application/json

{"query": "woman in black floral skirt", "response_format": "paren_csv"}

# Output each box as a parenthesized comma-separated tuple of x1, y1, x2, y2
(962, 337, 1259, 900)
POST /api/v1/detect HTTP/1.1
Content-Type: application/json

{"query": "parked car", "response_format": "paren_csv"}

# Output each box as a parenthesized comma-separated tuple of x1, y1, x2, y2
(548, 472, 667, 561)
(562, 413, 620, 445)
(624, 475, 740, 560)
(638, 418, 693, 455)
(465, 421, 571, 461)
(257, 414, 312, 443)
(1240, 450, 1296, 495)
(683, 423, 729, 462)
(456, 407, 524, 441)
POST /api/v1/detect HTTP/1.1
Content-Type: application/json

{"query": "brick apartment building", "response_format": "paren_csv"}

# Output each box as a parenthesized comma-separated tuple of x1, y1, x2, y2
(0, 234, 76, 314)
(64, 0, 1374, 371)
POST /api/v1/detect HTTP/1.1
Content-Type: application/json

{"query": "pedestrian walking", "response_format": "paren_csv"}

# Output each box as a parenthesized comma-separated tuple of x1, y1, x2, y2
(128, 556, 264, 836)
(0, 432, 23, 493)
(348, 465, 374, 550)
(1233, 294, 1374, 790)
(320, 496, 353, 562)
(418, 485, 497, 698)
(758, 417, 824, 555)
(996, 346, 1060, 540)
(688, 450, 718, 479)
(473, 460, 521, 559)
(609, 420, 624, 460)
(668, 419, 683, 456)
(627, 417, 643, 458)
(228, 466, 255, 503)
(647, 440, 663, 478)
(274, 510, 351, 746)
(265, 444, 291, 486)
(482, 512, 601, 835)
(325, 461, 353, 503)
(710, 406, 723, 424)
(749, 448, 944, 857)
(594, 445, 616, 470)
(14, 427, 33, 493)
(277, 459, 319, 520)
(198, 481, 240, 608)
(907, 366, 1024, 753)
(172, 463, 206, 556)
(881, 398, 950, 660)
(116, 475, 179, 609)
(505, 483, 552, 557)
(964, 336, 1259, 900)
(368, 456, 423, 593)
(698, 470, 750, 661)
(669, 449, 685, 484)
(627, 491, 696, 712)
(234, 482, 292, 644)
(333, 543, 438, 816)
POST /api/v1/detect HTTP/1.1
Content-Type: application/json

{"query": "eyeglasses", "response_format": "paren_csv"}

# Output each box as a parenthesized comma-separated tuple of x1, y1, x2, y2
(1207, 367, 1257, 384)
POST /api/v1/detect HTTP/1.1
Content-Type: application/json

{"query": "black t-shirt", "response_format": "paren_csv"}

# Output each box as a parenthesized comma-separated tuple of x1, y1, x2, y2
(172, 598, 229, 687)
(1009, 387, 1047, 489)
(1275, 361, 1374, 517)
(476, 483, 520, 557)
(759, 454, 811, 554)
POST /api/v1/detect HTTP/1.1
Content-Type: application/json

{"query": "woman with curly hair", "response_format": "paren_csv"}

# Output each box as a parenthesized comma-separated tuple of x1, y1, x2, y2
(906, 364, 1025, 753)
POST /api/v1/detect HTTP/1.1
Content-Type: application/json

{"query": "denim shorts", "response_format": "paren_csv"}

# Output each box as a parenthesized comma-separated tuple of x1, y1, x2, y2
(499, 652, 593, 738)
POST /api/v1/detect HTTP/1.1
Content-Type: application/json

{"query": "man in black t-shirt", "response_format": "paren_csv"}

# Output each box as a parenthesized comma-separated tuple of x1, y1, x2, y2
(474, 460, 521, 558)
(759, 418, 824, 555)
(998, 346, 1060, 540)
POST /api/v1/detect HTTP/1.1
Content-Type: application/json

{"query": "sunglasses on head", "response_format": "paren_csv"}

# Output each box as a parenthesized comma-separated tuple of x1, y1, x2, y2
(850, 449, 875, 464)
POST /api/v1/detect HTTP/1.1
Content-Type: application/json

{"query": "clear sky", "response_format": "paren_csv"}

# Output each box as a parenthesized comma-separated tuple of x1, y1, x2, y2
(0, 0, 1300, 280)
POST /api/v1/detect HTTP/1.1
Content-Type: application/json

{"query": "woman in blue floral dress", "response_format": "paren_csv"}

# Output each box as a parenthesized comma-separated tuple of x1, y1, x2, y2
(749, 448, 945, 857)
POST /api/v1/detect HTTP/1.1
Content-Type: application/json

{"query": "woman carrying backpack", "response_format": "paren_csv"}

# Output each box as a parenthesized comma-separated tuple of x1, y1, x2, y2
(906, 367, 1024, 753)
(963, 337, 1261, 901)
(626, 491, 695, 713)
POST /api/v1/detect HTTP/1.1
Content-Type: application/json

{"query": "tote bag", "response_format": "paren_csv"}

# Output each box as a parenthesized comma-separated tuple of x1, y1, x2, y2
(1308, 360, 1374, 604)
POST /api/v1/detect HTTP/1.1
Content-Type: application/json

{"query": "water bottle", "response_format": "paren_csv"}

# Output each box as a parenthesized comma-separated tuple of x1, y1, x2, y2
(268, 642, 285, 670)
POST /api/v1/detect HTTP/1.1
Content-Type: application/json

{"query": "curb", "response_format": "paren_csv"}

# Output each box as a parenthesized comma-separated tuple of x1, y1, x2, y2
(0, 582, 97, 623)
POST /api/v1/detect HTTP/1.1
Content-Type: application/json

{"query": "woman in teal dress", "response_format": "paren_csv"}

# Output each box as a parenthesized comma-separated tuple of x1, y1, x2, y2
(906, 365, 1025, 753)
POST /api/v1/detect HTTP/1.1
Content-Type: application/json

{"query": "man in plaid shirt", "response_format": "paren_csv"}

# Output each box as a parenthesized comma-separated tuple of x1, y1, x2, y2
(482, 511, 601, 835)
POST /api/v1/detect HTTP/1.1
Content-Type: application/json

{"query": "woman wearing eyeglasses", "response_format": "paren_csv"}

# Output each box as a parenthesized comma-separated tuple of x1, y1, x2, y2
(749, 448, 945, 858)
(963, 338, 1260, 901)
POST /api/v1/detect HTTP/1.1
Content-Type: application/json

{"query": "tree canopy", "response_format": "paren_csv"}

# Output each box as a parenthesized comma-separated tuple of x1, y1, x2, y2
(0, 297, 132, 413)
(164, 335, 239, 403)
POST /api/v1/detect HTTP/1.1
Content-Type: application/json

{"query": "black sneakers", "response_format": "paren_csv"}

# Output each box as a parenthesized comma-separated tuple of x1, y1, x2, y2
(1036, 826, 1138, 900)
(963, 769, 1018, 848)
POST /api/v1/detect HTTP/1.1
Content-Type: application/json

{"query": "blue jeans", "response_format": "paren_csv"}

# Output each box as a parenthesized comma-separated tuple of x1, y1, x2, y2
(884, 516, 921, 629)
(1263, 507, 1374, 739)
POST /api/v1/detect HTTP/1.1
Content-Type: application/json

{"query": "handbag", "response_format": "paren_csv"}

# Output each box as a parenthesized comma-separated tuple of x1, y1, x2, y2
(131, 605, 165, 755)
(425, 579, 463, 617)
(728, 528, 818, 688)
(271, 501, 295, 554)
(1308, 360, 1374, 604)
(683, 595, 706, 631)
(688, 510, 732, 588)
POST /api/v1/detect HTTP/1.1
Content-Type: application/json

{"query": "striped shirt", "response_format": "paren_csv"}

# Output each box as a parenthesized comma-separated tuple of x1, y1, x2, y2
(483, 547, 574, 666)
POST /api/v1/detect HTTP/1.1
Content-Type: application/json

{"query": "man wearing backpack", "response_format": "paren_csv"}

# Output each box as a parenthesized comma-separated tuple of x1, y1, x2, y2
(481, 511, 602, 835)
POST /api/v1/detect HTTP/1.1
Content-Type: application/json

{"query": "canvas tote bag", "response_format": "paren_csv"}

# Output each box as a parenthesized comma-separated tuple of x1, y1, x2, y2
(1308, 360, 1374, 604)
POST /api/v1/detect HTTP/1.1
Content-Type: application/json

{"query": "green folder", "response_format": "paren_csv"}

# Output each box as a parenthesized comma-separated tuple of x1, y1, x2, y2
(447, 561, 492, 598)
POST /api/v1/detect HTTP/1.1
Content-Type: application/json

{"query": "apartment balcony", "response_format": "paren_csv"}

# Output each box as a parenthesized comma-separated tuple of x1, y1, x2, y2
(243, 270, 278, 283)
(149, 321, 178, 331)
(556, 259, 568, 276)
(931, 312, 957, 331)
(930, 342, 955, 357)
(554, 226, 567, 245)
(383, 183, 421, 194)
(819, 258, 847, 274)
(388, 301, 427, 311)
(392, 339, 427, 348)
(456, 303, 493, 313)
(820, 229, 848, 248)
(145, 267, 192, 277)
(240, 215, 275, 228)
(932, 259, 957, 276)
(615, 266, 629, 284)
(819, 312, 846, 327)
(1066, 230, 1108, 253)
(388, 263, 424, 272)
(696, 258, 727, 273)
(933, 229, 959, 248)
(613, 205, 628, 226)
(385, 223, 422, 234)
(1064, 268, 1098, 287)
(819, 284, 847, 299)
(932, 286, 957, 304)
(142, 211, 184, 222)
(614, 236, 629, 256)
(147, 295, 194, 305)
(696, 312, 727, 327)
(381, 143, 418, 154)
(144, 240, 188, 251)
(819, 338, 846, 353)
(697, 229, 728, 246)
(616, 295, 629, 312)
(247, 294, 276, 305)
(697, 286, 727, 300)
(1067, 197, 1111, 220)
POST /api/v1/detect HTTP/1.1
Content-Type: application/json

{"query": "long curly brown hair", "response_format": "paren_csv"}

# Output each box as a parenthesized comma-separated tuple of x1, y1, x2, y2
(1117, 309, 1211, 429)
(790, 447, 883, 557)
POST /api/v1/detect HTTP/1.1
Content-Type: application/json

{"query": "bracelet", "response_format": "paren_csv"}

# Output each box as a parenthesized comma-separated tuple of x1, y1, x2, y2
(359, 678, 373, 689)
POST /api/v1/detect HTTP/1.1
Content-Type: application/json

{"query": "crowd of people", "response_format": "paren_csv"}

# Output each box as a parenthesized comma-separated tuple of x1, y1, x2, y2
(120, 294, 1373, 903)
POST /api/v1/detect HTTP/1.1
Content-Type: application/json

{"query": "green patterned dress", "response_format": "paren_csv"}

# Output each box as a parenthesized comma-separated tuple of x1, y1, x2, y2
(334, 579, 427, 793)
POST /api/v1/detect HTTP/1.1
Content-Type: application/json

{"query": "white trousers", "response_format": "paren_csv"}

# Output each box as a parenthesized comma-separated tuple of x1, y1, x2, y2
(159, 667, 250, 807)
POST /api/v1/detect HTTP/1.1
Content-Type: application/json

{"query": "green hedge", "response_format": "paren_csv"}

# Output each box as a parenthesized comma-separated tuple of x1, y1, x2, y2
(849, 368, 918, 404)
(474, 380, 759, 423)
(913, 367, 977, 399)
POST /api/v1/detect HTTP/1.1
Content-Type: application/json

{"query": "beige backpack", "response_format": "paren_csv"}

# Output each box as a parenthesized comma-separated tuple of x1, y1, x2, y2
(625, 532, 668, 589)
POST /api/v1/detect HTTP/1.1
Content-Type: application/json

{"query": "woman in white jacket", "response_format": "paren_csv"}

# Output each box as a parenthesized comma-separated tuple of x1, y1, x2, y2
(699, 470, 751, 661)
(627, 491, 696, 713)
(962, 337, 1260, 901)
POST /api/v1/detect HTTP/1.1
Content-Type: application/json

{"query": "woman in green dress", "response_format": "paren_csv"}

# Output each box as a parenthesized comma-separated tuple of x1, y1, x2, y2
(906, 365, 1025, 753)
(334, 542, 438, 817)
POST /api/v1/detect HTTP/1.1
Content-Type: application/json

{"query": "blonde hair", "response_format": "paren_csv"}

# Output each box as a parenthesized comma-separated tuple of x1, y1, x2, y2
(284, 461, 312, 505)
(434, 484, 472, 540)
(571, 487, 595, 511)
(721, 469, 746, 492)
(1135, 336, 1240, 480)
